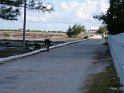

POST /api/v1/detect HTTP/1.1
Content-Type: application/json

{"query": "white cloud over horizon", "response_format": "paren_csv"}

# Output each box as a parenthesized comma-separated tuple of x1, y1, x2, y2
(25, 0, 109, 23)
(0, 0, 109, 31)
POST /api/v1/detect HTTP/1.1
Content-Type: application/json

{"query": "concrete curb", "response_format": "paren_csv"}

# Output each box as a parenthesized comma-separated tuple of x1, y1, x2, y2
(0, 39, 83, 62)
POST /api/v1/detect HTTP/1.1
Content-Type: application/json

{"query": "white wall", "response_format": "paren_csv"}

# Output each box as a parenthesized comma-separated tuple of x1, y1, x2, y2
(108, 33, 124, 92)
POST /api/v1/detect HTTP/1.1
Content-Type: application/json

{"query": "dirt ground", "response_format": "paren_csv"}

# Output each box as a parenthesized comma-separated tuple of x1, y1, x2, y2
(0, 30, 79, 41)
(83, 44, 123, 93)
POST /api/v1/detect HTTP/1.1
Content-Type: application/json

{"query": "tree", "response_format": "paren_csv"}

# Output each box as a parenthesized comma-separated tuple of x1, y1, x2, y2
(0, 0, 54, 50)
(97, 26, 108, 34)
(66, 24, 86, 37)
(0, 0, 54, 20)
(0, 0, 22, 20)
(93, 0, 124, 35)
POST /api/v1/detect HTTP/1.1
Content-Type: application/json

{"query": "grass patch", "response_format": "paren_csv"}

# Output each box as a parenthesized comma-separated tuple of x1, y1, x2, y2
(0, 62, 5, 65)
(89, 65, 122, 93)
(88, 46, 123, 93)
(0, 50, 32, 58)
(83, 35, 89, 39)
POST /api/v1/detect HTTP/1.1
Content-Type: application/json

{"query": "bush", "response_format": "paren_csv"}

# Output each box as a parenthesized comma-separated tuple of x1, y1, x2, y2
(66, 24, 86, 37)
(33, 43, 41, 49)
(83, 36, 89, 39)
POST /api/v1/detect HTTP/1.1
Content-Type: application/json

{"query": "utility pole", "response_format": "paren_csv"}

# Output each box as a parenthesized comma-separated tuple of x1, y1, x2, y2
(23, 0, 26, 50)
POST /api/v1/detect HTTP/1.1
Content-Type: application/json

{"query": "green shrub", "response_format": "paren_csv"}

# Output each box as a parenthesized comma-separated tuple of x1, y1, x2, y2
(33, 43, 41, 49)
(66, 24, 86, 37)
(83, 36, 89, 39)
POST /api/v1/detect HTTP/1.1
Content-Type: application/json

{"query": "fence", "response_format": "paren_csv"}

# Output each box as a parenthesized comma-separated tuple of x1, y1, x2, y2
(108, 33, 124, 92)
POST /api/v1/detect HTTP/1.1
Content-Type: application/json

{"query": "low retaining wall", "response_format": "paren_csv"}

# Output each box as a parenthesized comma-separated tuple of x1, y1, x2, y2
(108, 33, 124, 92)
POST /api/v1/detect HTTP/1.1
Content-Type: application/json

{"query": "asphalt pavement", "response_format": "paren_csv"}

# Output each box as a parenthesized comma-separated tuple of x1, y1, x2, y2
(0, 38, 106, 93)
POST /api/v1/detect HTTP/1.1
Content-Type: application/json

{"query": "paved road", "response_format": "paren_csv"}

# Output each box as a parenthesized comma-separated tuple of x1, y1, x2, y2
(0, 39, 105, 93)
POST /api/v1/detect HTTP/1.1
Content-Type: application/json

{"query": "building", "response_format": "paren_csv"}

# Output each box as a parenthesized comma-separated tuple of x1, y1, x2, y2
(88, 27, 99, 34)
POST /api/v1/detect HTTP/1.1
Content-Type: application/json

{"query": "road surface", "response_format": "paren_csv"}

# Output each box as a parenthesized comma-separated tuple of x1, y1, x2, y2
(0, 39, 106, 93)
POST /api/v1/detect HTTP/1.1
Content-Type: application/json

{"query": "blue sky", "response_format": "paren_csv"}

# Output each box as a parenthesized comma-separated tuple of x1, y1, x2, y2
(0, 0, 109, 31)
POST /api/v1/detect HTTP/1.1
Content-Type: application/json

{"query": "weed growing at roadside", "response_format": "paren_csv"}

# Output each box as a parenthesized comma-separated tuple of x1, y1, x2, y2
(89, 65, 122, 93)
(88, 45, 123, 93)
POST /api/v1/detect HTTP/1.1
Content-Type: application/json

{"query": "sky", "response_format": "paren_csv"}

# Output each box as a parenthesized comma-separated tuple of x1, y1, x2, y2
(0, 0, 109, 31)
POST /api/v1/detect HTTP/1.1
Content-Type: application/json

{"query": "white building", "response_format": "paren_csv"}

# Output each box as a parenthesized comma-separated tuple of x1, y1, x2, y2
(88, 27, 99, 34)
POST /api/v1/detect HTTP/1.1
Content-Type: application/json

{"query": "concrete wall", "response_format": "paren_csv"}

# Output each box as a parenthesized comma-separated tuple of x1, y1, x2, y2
(108, 33, 124, 92)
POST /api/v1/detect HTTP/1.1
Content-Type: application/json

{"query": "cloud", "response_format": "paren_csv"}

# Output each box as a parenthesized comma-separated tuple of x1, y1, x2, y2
(21, 0, 109, 27)
(0, 0, 110, 31)
(26, 15, 48, 22)
(76, 0, 98, 19)
(99, 0, 109, 13)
